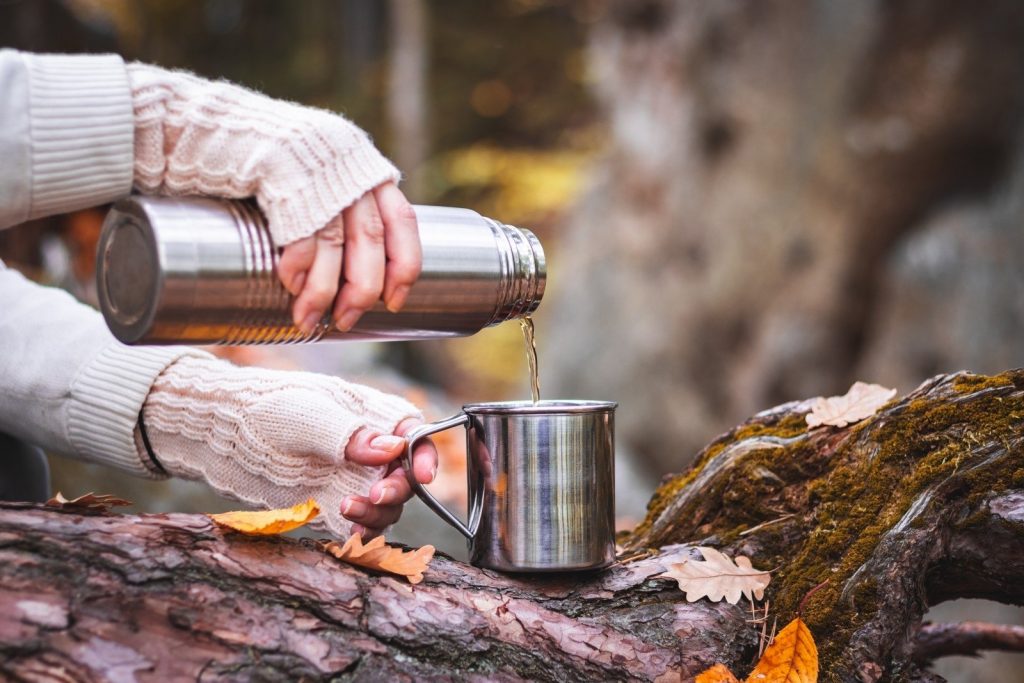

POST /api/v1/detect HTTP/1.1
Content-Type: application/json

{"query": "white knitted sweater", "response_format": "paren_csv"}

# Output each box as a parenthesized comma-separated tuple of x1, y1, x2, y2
(0, 51, 418, 527)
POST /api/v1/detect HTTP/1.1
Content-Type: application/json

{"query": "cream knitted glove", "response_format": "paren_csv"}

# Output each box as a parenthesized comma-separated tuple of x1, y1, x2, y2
(127, 62, 400, 247)
(139, 356, 421, 538)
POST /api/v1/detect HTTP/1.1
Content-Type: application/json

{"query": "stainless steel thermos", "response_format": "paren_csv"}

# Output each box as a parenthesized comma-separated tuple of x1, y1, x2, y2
(96, 196, 546, 344)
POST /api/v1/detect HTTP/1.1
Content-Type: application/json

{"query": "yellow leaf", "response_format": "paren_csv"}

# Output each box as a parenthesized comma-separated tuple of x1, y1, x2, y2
(207, 499, 320, 535)
(696, 663, 742, 683)
(323, 533, 435, 585)
(746, 617, 818, 683)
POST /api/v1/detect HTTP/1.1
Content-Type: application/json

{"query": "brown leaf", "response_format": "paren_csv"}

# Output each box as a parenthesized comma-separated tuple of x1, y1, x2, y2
(207, 499, 320, 535)
(45, 491, 132, 512)
(323, 533, 435, 585)
(658, 547, 770, 604)
(805, 381, 897, 428)
(696, 663, 742, 683)
(746, 617, 818, 683)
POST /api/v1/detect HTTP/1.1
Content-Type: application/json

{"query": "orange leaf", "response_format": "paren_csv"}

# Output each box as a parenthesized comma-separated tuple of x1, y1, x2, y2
(696, 663, 742, 683)
(746, 617, 818, 683)
(207, 499, 320, 535)
(323, 533, 435, 584)
(46, 491, 132, 512)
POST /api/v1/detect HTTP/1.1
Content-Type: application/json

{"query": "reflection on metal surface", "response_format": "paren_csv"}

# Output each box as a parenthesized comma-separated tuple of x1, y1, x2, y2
(404, 400, 616, 572)
(97, 196, 546, 344)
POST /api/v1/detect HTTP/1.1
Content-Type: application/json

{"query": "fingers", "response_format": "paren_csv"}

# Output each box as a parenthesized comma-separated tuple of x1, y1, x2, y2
(344, 427, 407, 466)
(374, 182, 421, 312)
(393, 417, 438, 485)
(278, 235, 316, 296)
(341, 495, 403, 529)
(292, 215, 345, 334)
(368, 467, 413, 506)
(280, 183, 421, 336)
(333, 192, 386, 332)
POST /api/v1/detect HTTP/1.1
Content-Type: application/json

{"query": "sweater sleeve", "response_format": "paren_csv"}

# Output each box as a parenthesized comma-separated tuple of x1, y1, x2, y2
(0, 265, 211, 477)
(0, 50, 134, 229)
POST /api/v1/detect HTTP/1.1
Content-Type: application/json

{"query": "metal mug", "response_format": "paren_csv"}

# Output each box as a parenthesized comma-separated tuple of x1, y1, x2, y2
(403, 400, 617, 572)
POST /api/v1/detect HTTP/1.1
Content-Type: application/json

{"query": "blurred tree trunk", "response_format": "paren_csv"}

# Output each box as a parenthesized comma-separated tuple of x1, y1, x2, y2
(544, 0, 1024, 474)
(3, 371, 1024, 680)
(387, 0, 430, 199)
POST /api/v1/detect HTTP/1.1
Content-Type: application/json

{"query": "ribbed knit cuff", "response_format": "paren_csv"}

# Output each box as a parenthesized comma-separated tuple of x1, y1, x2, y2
(67, 343, 212, 478)
(265, 140, 401, 246)
(24, 53, 134, 220)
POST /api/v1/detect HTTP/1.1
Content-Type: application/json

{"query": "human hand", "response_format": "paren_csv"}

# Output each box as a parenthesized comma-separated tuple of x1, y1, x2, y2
(338, 417, 438, 538)
(140, 355, 428, 538)
(277, 182, 422, 335)
(128, 63, 421, 332)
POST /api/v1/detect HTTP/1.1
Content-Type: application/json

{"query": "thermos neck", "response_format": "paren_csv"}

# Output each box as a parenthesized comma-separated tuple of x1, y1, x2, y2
(484, 217, 546, 326)
(96, 196, 546, 345)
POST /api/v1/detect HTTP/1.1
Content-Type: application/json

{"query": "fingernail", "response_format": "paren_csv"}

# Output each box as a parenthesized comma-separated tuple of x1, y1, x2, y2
(335, 308, 362, 332)
(370, 435, 404, 451)
(386, 285, 410, 313)
(350, 524, 366, 537)
(289, 271, 306, 296)
(373, 486, 391, 505)
(299, 311, 320, 335)
(342, 498, 368, 518)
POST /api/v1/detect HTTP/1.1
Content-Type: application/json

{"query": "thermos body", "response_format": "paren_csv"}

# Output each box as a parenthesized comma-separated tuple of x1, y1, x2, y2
(96, 196, 546, 344)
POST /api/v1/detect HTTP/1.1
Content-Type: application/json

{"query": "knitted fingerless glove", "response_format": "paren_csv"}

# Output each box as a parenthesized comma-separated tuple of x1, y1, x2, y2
(139, 356, 421, 538)
(127, 62, 400, 247)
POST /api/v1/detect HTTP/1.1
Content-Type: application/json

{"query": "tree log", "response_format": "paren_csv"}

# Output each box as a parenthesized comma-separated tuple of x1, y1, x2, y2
(3, 371, 1024, 681)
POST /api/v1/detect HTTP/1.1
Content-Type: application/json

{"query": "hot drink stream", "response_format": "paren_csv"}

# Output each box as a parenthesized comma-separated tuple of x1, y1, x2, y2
(520, 315, 541, 404)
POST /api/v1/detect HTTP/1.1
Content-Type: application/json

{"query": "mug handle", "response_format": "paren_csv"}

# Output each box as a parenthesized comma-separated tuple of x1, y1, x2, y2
(402, 413, 474, 539)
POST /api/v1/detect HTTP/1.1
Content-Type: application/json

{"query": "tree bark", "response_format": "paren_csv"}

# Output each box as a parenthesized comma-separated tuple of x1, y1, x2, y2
(3, 370, 1024, 681)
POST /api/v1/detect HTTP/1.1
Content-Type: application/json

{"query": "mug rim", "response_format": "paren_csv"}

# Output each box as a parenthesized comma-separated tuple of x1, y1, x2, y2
(463, 399, 617, 415)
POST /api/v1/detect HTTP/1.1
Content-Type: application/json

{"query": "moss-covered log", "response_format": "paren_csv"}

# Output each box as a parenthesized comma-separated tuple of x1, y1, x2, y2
(2, 371, 1024, 681)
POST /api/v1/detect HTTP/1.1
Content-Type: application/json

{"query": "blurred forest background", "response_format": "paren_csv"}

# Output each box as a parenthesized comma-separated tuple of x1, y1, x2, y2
(3, 2, 1024, 678)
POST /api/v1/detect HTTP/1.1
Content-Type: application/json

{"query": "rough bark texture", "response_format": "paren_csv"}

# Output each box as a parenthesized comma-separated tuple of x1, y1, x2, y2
(2, 370, 1024, 681)
(544, 0, 1024, 475)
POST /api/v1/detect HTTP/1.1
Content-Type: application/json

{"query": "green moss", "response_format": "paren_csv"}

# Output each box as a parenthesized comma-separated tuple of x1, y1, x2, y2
(627, 370, 1024, 679)
(772, 372, 1022, 676)
(623, 411, 810, 547)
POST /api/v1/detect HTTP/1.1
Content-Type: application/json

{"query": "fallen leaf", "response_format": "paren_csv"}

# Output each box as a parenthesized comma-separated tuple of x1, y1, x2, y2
(696, 663, 742, 683)
(45, 492, 132, 512)
(746, 617, 818, 682)
(207, 499, 320, 535)
(805, 381, 897, 428)
(323, 533, 435, 585)
(692, 618, 818, 683)
(658, 546, 770, 604)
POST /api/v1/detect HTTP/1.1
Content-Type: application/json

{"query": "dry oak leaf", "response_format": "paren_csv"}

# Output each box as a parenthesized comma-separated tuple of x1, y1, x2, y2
(658, 546, 770, 604)
(207, 498, 320, 535)
(805, 381, 897, 428)
(46, 491, 132, 512)
(695, 663, 742, 683)
(694, 617, 818, 683)
(746, 617, 818, 682)
(323, 533, 435, 585)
